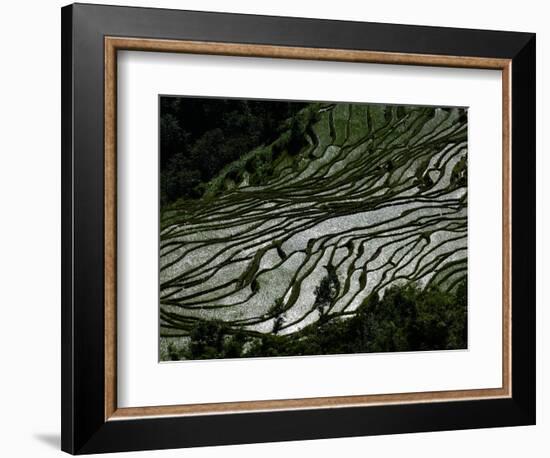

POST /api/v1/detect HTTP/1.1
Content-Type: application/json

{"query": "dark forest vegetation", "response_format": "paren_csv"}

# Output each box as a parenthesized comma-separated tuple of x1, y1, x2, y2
(160, 97, 311, 205)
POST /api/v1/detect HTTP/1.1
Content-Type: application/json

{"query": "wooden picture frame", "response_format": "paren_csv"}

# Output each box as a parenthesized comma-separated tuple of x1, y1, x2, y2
(62, 3, 536, 454)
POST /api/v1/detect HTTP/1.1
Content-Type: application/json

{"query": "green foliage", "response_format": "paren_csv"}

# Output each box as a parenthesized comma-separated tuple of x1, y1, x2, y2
(267, 298, 285, 316)
(222, 329, 247, 359)
(268, 104, 320, 157)
(268, 298, 286, 334)
(160, 97, 309, 204)
(247, 150, 274, 186)
(170, 320, 247, 360)
(313, 264, 341, 320)
(187, 320, 227, 359)
(356, 281, 468, 352)
(167, 342, 180, 361)
(161, 157, 202, 204)
(451, 155, 468, 188)
(287, 116, 307, 154)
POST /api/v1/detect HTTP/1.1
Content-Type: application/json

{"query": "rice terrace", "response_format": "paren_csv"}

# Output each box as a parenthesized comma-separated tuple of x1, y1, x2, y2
(159, 96, 468, 361)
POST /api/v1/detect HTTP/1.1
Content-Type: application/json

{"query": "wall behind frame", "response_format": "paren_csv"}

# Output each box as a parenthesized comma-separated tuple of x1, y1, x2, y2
(0, 0, 544, 457)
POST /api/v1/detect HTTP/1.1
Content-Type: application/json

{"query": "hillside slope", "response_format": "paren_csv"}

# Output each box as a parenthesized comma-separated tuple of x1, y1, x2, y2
(159, 102, 468, 358)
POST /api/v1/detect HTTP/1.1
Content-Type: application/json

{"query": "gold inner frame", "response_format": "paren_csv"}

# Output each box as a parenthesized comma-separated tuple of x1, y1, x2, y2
(104, 37, 512, 421)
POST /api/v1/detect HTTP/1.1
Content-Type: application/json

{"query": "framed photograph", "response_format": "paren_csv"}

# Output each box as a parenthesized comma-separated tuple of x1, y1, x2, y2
(61, 3, 536, 454)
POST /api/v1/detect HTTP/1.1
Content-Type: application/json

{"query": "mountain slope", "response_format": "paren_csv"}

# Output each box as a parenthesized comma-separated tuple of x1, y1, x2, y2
(159, 102, 468, 356)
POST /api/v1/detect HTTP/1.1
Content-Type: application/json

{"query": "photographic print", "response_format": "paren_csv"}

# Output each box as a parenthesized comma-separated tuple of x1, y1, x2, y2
(159, 96, 468, 361)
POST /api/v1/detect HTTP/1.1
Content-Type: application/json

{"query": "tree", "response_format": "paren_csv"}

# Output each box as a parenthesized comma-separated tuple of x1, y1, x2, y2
(268, 298, 286, 334)
(187, 320, 226, 359)
(313, 264, 340, 321)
